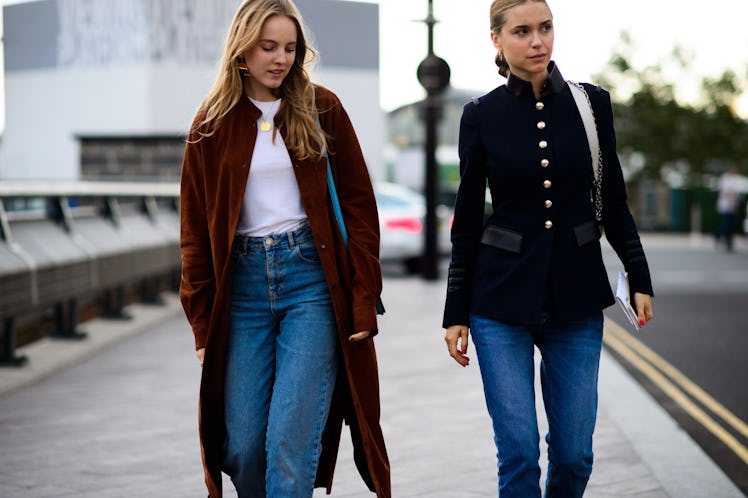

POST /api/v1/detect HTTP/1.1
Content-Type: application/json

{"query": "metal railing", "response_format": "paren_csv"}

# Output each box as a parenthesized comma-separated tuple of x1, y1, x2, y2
(0, 181, 181, 366)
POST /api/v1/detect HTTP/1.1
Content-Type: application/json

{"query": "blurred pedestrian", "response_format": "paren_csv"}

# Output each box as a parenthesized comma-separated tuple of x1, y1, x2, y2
(715, 165, 742, 252)
(442, 1, 654, 496)
(178, 1, 389, 496)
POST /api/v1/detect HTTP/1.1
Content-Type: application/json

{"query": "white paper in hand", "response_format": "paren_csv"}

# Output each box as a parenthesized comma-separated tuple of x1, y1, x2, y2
(615, 271, 640, 331)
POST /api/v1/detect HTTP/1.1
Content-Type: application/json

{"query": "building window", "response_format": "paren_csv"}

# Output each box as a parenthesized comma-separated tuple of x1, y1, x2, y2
(79, 136, 185, 181)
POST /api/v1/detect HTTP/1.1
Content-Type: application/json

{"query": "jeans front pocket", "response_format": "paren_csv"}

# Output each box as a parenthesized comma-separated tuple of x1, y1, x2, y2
(294, 240, 322, 265)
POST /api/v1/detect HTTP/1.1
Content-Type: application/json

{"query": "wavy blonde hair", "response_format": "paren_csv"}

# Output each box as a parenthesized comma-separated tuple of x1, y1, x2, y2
(193, 0, 326, 159)
(490, 0, 548, 77)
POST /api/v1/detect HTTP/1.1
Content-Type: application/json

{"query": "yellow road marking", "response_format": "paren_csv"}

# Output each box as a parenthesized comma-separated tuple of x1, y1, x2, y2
(604, 318, 748, 440)
(603, 319, 748, 466)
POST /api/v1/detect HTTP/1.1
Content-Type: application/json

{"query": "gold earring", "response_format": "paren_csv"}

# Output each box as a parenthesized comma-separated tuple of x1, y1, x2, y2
(237, 58, 249, 77)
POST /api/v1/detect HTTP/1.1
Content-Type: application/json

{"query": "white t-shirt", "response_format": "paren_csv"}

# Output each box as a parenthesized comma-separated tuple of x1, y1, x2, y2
(236, 98, 307, 236)
(717, 172, 741, 214)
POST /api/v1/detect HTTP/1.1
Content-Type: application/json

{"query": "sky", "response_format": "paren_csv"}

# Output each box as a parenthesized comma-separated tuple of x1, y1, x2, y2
(1, 0, 747, 127)
(376, 0, 748, 113)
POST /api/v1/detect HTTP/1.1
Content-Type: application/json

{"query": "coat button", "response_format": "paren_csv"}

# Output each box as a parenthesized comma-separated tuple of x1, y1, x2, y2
(539, 140, 548, 149)
(543, 180, 552, 189)
(320, 244, 326, 249)
(536, 101, 544, 110)
(545, 220, 553, 229)
(537, 121, 546, 130)
(540, 159, 550, 168)
(545, 200, 553, 208)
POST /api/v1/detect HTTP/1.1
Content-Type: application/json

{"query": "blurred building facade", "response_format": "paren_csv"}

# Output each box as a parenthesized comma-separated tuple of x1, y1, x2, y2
(384, 87, 473, 206)
(0, 0, 383, 181)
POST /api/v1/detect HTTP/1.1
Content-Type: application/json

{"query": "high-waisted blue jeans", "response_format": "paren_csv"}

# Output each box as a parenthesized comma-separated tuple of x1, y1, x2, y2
(470, 312, 604, 498)
(223, 224, 338, 498)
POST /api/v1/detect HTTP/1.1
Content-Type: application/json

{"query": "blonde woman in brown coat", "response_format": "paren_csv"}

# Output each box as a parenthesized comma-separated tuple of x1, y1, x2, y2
(179, 1, 390, 496)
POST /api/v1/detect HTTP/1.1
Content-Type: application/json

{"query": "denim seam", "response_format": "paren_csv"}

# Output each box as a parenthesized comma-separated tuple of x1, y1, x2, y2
(309, 361, 335, 482)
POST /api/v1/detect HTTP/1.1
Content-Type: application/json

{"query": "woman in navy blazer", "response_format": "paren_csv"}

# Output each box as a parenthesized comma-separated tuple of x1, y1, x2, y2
(442, 1, 654, 496)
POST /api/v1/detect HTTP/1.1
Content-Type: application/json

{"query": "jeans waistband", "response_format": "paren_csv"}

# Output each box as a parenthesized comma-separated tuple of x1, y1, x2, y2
(234, 222, 313, 252)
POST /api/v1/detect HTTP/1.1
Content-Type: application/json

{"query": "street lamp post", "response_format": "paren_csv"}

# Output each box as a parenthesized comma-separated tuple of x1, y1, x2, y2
(416, 0, 450, 280)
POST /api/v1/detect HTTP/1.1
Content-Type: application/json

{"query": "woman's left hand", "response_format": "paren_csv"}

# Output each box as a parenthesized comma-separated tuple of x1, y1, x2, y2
(349, 331, 371, 342)
(634, 292, 654, 327)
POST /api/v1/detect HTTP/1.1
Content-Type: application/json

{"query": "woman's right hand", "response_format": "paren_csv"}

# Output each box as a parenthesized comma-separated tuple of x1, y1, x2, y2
(445, 325, 470, 367)
(196, 348, 205, 367)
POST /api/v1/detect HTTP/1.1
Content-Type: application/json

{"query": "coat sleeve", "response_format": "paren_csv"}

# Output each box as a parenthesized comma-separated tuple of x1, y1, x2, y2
(442, 101, 487, 328)
(590, 85, 654, 297)
(179, 123, 215, 349)
(324, 93, 382, 333)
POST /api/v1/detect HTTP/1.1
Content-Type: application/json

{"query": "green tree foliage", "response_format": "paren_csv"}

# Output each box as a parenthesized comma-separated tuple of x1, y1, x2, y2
(593, 33, 748, 188)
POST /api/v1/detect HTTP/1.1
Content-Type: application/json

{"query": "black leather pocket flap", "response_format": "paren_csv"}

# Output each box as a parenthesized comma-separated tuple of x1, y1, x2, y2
(574, 220, 601, 247)
(481, 225, 522, 254)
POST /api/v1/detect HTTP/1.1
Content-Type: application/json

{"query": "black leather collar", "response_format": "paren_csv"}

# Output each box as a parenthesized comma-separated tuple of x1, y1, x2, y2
(506, 61, 565, 99)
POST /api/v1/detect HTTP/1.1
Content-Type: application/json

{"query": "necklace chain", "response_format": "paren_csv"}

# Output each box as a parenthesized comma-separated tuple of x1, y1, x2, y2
(250, 97, 280, 132)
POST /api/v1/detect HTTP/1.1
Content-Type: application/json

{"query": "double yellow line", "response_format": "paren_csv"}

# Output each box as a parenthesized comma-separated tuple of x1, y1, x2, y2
(603, 317, 748, 466)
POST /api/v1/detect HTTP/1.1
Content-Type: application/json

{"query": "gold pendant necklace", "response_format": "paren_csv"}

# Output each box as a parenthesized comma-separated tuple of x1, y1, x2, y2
(257, 99, 280, 133)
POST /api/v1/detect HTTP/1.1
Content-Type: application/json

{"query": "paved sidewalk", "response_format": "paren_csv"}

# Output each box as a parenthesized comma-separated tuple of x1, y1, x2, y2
(617, 231, 748, 252)
(0, 269, 743, 496)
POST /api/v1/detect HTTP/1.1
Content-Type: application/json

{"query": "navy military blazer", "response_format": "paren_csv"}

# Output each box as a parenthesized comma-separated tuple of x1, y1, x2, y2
(443, 63, 653, 328)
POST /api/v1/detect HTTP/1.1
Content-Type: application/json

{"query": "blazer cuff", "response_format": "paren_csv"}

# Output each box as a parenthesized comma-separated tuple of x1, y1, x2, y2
(443, 266, 470, 328)
(628, 271, 654, 298)
(442, 292, 470, 328)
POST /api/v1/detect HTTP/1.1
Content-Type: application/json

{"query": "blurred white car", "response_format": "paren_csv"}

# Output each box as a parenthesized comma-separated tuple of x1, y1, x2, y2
(374, 182, 452, 273)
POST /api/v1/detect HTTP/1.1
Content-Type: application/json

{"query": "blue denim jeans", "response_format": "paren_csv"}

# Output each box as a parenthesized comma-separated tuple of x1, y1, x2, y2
(470, 312, 604, 498)
(223, 224, 338, 498)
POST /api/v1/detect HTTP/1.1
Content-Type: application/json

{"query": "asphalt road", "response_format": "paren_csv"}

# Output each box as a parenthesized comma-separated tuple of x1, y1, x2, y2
(601, 234, 748, 495)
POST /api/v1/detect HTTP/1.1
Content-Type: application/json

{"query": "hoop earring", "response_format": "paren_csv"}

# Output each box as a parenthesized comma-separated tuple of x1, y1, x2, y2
(494, 51, 504, 68)
(237, 57, 249, 77)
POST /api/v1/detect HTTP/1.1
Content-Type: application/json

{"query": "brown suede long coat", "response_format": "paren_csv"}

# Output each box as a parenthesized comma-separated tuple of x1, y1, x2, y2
(179, 86, 390, 497)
